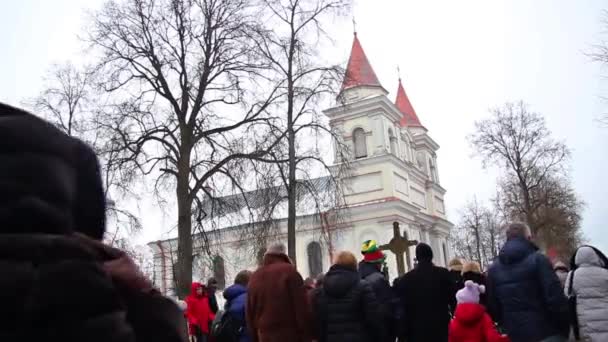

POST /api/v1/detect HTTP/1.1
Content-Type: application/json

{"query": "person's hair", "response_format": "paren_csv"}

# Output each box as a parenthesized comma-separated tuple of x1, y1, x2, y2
(304, 277, 315, 287)
(461, 261, 482, 275)
(266, 242, 286, 255)
(234, 270, 252, 286)
(505, 222, 532, 240)
(207, 277, 218, 286)
(334, 251, 357, 270)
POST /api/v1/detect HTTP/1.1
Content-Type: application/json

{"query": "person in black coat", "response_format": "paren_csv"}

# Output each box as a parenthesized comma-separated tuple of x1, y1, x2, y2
(447, 258, 464, 315)
(487, 222, 569, 342)
(393, 243, 453, 342)
(359, 240, 397, 341)
(313, 251, 384, 342)
(0, 103, 187, 342)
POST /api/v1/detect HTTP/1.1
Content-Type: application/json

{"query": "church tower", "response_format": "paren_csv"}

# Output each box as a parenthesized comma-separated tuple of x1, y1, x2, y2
(325, 34, 453, 272)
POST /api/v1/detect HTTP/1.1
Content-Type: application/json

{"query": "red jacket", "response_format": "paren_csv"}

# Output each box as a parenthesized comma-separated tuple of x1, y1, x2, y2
(449, 303, 510, 342)
(185, 282, 215, 335)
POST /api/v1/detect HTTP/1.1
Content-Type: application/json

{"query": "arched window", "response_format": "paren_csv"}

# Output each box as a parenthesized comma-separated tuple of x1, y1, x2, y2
(353, 128, 367, 159)
(212, 255, 226, 290)
(307, 241, 323, 277)
(429, 158, 437, 182)
(388, 128, 397, 156)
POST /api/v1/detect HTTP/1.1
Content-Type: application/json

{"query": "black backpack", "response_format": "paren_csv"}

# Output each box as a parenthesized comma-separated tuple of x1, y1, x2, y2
(210, 310, 242, 342)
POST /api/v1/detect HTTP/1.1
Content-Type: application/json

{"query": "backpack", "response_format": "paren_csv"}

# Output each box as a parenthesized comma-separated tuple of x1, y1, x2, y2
(210, 310, 242, 342)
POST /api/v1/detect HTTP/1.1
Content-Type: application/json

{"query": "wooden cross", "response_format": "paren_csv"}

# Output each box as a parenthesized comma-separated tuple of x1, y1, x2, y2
(380, 222, 419, 276)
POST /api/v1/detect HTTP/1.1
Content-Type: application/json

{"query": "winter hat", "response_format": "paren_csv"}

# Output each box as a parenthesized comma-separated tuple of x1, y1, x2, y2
(456, 280, 486, 304)
(415, 243, 433, 262)
(361, 240, 386, 263)
(0, 103, 106, 239)
(462, 261, 482, 275)
(448, 258, 463, 272)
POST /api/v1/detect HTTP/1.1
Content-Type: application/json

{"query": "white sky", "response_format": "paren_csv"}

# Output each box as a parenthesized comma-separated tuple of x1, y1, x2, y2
(1, 0, 607, 253)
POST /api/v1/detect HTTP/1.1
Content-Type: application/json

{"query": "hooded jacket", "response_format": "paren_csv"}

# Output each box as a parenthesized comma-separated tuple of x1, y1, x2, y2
(487, 237, 568, 342)
(565, 246, 608, 342)
(313, 265, 384, 342)
(0, 103, 186, 342)
(224, 284, 250, 342)
(185, 283, 215, 335)
(449, 303, 509, 342)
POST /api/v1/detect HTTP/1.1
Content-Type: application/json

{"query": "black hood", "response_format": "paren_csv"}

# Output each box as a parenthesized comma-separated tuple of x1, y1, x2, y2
(498, 237, 538, 265)
(0, 103, 106, 240)
(323, 265, 359, 297)
(358, 260, 380, 279)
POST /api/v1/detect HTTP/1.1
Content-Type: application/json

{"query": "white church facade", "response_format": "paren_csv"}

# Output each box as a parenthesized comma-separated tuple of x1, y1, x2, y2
(149, 34, 454, 295)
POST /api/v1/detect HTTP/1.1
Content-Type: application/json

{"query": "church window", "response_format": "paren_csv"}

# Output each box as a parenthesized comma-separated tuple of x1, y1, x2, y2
(212, 255, 226, 289)
(307, 241, 323, 277)
(389, 128, 398, 156)
(353, 128, 367, 159)
(429, 158, 438, 182)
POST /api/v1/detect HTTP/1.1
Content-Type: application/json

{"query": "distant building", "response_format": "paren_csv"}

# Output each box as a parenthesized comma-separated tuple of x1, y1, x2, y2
(149, 33, 453, 295)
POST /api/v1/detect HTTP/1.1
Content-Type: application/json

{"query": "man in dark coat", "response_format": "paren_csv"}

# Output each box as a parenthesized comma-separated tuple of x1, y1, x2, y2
(313, 251, 384, 342)
(447, 258, 464, 315)
(487, 222, 569, 342)
(0, 103, 187, 342)
(358, 240, 397, 342)
(246, 243, 311, 342)
(393, 243, 453, 342)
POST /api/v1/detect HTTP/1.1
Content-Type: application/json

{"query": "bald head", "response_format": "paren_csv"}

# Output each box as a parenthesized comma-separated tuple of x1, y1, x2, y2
(505, 222, 532, 240)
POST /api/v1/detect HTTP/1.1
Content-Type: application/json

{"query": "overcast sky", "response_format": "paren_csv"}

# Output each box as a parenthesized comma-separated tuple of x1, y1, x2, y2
(1, 0, 607, 253)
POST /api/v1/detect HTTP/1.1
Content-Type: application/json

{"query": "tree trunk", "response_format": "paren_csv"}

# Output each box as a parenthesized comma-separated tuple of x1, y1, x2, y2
(176, 148, 193, 298)
(287, 85, 297, 265)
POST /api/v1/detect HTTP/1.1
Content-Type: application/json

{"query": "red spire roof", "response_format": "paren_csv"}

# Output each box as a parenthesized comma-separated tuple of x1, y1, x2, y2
(341, 34, 383, 91)
(396, 78, 423, 127)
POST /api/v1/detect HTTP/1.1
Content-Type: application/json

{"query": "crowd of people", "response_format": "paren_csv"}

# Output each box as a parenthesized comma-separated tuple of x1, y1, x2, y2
(188, 223, 608, 342)
(2, 102, 608, 342)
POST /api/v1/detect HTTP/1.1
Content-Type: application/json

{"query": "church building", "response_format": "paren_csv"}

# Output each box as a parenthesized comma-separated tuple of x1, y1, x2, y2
(148, 34, 453, 296)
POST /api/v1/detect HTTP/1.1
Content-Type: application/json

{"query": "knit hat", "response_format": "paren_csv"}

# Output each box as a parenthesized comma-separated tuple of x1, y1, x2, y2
(0, 103, 106, 240)
(415, 243, 433, 262)
(456, 280, 486, 304)
(361, 240, 386, 263)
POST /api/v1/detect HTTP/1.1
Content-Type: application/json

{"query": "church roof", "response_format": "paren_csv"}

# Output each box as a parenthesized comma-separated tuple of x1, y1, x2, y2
(395, 78, 423, 127)
(341, 34, 384, 91)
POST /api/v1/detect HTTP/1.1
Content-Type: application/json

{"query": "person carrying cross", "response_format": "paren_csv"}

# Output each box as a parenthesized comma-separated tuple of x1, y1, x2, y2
(358, 240, 398, 342)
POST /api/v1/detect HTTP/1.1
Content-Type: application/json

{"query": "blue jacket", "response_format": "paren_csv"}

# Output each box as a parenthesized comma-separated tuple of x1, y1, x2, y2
(223, 284, 250, 342)
(358, 261, 397, 342)
(487, 237, 569, 342)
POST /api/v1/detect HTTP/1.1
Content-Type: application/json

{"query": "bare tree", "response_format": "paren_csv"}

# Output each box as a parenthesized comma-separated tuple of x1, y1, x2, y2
(24, 63, 142, 246)
(451, 198, 503, 269)
(253, 0, 351, 264)
(497, 171, 584, 258)
(588, 9, 608, 125)
(26, 63, 92, 137)
(87, 0, 287, 297)
(469, 101, 583, 253)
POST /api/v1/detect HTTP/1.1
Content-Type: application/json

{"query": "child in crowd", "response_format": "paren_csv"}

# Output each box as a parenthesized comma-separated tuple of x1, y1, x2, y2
(449, 280, 509, 342)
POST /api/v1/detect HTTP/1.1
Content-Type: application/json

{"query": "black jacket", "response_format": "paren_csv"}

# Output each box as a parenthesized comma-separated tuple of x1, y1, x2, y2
(448, 269, 463, 314)
(487, 237, 569, 342)
(313, 265, 384, 342)
(393, 261, 453, 342)
(358, 261, 397, 341)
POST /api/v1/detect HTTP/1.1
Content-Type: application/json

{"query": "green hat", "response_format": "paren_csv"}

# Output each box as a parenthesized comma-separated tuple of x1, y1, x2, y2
(361, 240, 386, 263)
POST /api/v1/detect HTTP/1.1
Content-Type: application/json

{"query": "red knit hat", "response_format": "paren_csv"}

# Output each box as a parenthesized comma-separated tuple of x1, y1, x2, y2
(361, 240, 386, 263)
